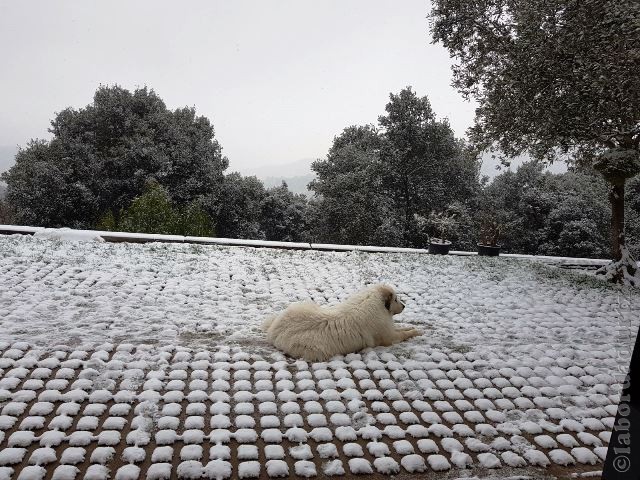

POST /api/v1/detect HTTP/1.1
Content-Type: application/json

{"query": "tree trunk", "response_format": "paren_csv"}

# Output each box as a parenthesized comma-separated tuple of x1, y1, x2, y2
(594, 146, 639, 284)
(610, 179, 626, 261)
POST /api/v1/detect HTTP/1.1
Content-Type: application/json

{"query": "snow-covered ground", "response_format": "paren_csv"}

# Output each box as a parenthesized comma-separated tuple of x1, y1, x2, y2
(0, 234, 637, 479)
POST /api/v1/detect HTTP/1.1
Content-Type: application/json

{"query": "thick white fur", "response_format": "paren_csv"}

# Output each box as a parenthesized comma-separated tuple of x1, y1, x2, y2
(262, 284, 421, 362)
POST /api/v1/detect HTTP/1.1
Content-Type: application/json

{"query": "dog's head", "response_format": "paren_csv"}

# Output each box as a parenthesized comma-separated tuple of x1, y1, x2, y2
(377, 284, 405, 315)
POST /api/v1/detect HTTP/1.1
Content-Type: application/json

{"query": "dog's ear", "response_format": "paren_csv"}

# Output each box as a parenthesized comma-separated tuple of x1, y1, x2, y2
(384, 292, 392, 311)
(379, 285, 394, 311)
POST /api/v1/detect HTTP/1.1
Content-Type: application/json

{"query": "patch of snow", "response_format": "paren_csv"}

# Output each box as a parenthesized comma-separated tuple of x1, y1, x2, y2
(203, 460, 232, 480)
(322, 460, 344, 476)
(16, 466, 46, 480)
(33, 228, 104, 243)
(294, 461, 317, 478)
(114, 464, 141, 480)
(146, 463, 172, 480)
(549, 449, 576, 466)
(348, 458, 373, 474)
(477, 452, 502, 468)
(571, 447, 599, 465)
(0, 448, 25, 466)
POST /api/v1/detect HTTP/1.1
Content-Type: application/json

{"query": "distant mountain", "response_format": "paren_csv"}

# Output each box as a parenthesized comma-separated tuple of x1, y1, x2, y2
(238, 158, 315, 178)
(262, 174, 315, 196)
(237, 158, 318, 196)
(480, 152, 567, 179)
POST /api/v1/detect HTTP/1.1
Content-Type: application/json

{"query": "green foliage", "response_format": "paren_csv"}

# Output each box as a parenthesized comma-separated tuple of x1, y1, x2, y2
(96, 210, 117, 231)
(178, 200, 215, 238)
(2, 85, 228, 228)
(118, 181, 179, 235)
(99, 181, 214, 237)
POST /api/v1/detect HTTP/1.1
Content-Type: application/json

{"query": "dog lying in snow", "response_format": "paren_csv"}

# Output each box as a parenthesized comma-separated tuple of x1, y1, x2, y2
(262, 284, 421, 361)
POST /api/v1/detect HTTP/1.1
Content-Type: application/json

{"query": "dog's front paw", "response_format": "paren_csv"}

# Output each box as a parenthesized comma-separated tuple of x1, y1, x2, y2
(408, 328, 422, 338)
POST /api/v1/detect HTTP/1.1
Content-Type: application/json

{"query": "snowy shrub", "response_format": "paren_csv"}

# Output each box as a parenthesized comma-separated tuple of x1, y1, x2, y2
(116, 181, 179, 235)
(98, 181, 214, 237)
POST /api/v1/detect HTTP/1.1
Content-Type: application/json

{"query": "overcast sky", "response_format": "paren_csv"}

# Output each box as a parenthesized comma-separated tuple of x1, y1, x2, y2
(15, 0, 564, 188)
(0, 1, 479, 175)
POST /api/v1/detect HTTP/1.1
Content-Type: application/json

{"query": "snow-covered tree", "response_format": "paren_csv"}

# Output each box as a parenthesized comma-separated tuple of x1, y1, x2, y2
(310, 90, 481, 247)
(260, 182, 308, 242)
(2, 139, 96, 228)
(481, 162, 611, 258)
(309, 125, 391, 245)
(430, 0, 640, 282)
(214, 173, 266, 239)
(2, 85, 228, 228)
(378, 87, 480, 242)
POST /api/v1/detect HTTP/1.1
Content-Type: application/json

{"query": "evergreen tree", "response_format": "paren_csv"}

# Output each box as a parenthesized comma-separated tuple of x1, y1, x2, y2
(310, 89, 480, 247)
(260, 182, 308, 242)
(215, 173, 266, 239)
(2, 85, 228, 228)
(378, 87, 479, 242)
(309, 125, 390, 245)
(116, 181, 178, 235)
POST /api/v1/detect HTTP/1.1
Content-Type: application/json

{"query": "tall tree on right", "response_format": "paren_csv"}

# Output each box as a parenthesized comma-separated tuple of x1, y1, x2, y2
(430, 0, 640, 283)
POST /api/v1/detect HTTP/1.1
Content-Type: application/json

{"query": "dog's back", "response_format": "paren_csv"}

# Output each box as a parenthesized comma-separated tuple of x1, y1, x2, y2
(262, 291, 384, 361)
(263, 302, 336, 360)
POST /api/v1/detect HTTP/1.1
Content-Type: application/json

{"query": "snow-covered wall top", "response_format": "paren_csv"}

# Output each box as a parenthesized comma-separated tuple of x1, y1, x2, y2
(0, 224, 617, 267)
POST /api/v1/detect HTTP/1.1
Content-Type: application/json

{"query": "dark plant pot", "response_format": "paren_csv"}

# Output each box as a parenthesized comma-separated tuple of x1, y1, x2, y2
(429, 241, 451, 255)
(478, 244, 501, 257)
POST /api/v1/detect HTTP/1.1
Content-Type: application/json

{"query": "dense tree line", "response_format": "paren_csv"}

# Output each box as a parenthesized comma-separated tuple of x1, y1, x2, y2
(2, 85, 639, 259)
(0, 86, 309, 242)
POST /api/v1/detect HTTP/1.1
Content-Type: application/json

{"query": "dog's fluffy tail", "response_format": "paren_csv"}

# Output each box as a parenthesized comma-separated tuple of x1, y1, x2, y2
(261, 315, 276, 332)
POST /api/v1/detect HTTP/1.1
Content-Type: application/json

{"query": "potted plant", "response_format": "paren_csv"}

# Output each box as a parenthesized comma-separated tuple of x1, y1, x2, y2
(478, 219, 502, 256)
(427, 210, 459, 255)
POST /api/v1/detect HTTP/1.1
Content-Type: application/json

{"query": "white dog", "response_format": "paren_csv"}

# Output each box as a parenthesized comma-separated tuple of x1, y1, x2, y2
(262, 284, 421, 361)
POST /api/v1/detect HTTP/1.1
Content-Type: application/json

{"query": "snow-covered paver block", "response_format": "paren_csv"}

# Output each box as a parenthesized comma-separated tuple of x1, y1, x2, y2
(0, 344, 624, 479)
(0, 340, 620, 479)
